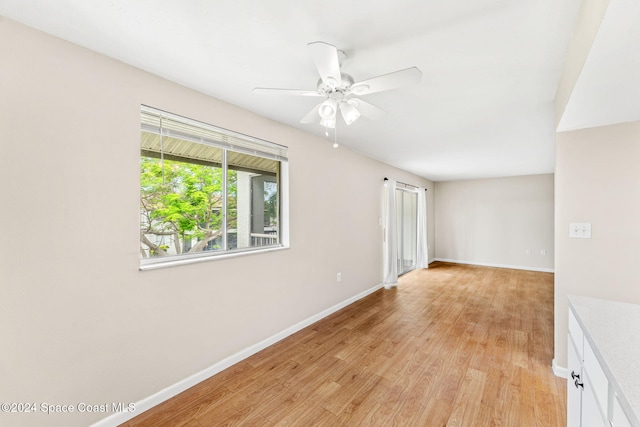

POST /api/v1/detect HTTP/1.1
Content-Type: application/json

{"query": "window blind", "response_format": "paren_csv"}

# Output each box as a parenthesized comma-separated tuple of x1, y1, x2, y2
(141, 105, 288, 161)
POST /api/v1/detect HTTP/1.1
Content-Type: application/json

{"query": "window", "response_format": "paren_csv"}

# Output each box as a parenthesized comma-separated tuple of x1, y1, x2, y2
(140, 106, 288, 268)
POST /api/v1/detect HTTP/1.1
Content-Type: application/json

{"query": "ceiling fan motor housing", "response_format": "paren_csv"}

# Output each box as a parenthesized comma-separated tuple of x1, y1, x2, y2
(316, 73, 354, 96)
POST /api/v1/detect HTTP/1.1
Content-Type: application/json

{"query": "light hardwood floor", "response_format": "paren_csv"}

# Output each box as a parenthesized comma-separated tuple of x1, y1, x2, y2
(122, 262, 566, 426)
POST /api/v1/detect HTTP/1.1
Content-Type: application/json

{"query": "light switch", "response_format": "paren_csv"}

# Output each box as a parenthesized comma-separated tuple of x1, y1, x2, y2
(569, 223, 592, 239)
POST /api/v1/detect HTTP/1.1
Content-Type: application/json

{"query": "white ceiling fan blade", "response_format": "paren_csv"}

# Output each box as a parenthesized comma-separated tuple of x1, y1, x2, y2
(308, 41, 342, 89)
(350, 67, 422, 95)
(253, 87, 322, 97)
(339, 102, 361, 125)
(348, 98, 386, 120)
(300, 102, 323, 124)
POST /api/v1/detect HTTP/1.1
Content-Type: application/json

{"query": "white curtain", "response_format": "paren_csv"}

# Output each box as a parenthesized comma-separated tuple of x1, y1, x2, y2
(383, 179, 398, 288)
(416, 188, 429, 269)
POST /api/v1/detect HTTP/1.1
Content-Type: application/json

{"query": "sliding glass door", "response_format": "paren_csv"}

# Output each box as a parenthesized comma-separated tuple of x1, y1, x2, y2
(396, 189, 418, 275)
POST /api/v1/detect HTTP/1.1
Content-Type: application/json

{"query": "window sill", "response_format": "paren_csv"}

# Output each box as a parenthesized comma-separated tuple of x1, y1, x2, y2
(139, 245, 288, 271)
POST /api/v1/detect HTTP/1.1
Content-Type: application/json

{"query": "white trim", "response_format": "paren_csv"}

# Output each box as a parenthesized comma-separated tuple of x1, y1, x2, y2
(279, 161, 290, 247)
(553, 358, 569, 378)
(90, 281, 385, 427)
(139, 246, 289, 271)
(433, 258, 554, 273)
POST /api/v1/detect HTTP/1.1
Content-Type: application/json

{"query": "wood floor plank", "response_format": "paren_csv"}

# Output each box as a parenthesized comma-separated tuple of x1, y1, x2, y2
(446, 368, 487, 426)
(121, 262, 566, 426)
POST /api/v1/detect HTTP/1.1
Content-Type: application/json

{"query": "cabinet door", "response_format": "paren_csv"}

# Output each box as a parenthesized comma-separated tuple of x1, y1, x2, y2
(567, 334, 582, 427)
(582, 371, 608, 427)
(612, 394, 632, 427)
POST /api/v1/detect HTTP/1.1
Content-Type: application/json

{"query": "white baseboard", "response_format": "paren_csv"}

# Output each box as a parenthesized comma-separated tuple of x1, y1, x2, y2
(91, 282, 385, 427)
(552, 358, 568, 378)
(433, 258, 554, 273)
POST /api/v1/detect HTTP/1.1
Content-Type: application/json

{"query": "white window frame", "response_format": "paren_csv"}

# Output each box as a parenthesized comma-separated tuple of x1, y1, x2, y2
(139, 106, 289, 270)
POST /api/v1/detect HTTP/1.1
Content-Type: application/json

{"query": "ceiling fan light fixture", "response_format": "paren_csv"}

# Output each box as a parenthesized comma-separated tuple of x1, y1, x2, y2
(340, 101, 361, 125)
(320, 117, 336, 128)
(319, 99, 337, 120)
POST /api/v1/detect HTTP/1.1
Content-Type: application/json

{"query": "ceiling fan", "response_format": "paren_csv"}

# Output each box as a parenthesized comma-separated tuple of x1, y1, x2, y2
(253, 41, 422, 129)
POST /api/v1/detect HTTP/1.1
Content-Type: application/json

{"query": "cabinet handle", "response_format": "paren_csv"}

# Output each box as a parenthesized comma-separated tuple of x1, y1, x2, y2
(574, 378, 584, 390)
(571, 371, 581, 381)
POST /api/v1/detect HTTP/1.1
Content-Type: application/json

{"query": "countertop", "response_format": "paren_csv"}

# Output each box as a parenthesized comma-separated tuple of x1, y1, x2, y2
(569, 295, 640, 427)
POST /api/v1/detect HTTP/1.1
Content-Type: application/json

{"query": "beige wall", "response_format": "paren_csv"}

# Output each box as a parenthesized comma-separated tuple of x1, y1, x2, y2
(0, 18, 434, 427)
(434, 174, 555, 271)
(553, 0, 640, 369)
(554, 122, 640, 367)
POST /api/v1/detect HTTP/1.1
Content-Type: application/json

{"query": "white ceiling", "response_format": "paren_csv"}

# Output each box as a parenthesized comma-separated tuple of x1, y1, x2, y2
(557, 0, 640, 132)
(0, 0, 584, 181)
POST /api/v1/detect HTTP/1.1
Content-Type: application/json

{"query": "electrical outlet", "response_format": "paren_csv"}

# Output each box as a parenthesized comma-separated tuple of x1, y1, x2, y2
(569, 223, 592, 239)
(541, 249, 547, 255)
(337, 272, 342, 282)
(526, 249, 531, 255)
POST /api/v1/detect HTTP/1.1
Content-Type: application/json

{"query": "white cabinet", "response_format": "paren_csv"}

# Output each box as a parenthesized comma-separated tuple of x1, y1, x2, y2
(581, 372, 608, 427)
(567, 335, 582, 427)
(567, 310, 609, 427)
(567, 296, 640, 427)
(613, 394, 633, 427)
